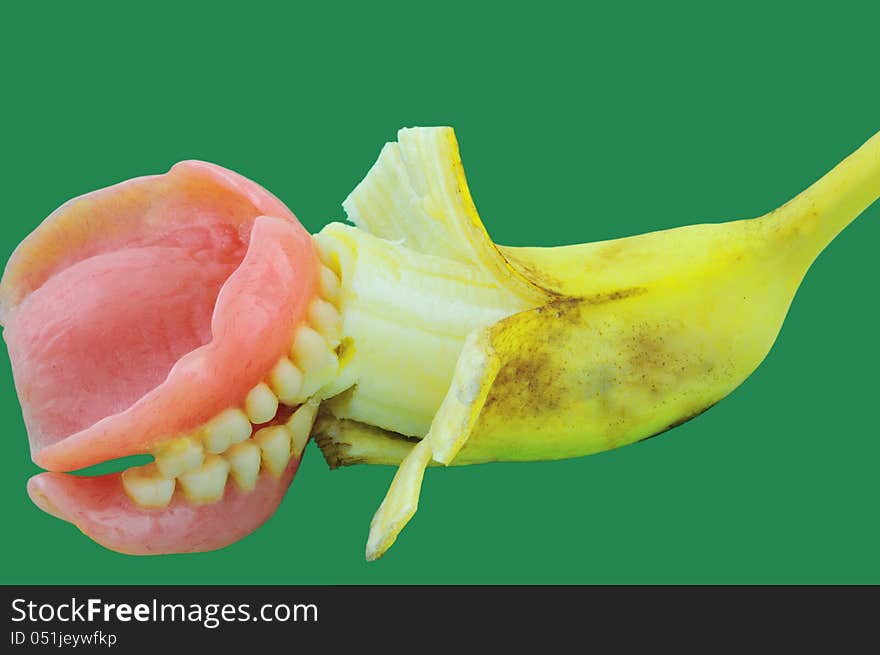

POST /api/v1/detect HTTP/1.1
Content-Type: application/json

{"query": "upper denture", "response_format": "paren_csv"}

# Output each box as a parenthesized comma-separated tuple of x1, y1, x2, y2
(0, 161, 319, 472)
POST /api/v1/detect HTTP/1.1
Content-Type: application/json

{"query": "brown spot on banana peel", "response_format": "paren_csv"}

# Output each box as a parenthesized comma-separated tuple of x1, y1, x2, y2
(455, 270, 771, 466)
(482, 297, 601, 417)
(581, 287, 648, 305)
(496, 252, 648, 303)
(496, 252, 566, 295)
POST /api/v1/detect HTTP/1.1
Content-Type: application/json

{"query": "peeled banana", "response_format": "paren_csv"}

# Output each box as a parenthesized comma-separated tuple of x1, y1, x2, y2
(312, 126, 880, 560)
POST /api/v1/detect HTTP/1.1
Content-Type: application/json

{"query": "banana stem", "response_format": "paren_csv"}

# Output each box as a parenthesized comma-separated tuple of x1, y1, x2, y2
(767, 129, 880, 265)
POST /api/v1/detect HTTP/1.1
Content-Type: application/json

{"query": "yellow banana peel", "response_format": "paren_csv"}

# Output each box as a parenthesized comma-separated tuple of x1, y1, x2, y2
(312, 126, 880, 560)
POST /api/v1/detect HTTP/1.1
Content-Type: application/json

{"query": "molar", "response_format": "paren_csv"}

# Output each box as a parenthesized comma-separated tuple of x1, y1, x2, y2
(226, 441, 262, 491)
(315, 238, 340, 275)
(245, 383, 279, 424)
(292, 325, 332, 370)
(319, 265, 341, 305)
(153, 436, 204, 478)
(287, 401, 319, 458)
(177, 454, 230, 504)
(121, 463, 176, 509)
(253, 425, 291, 477)
(268, 358, 304, 405)
(308, 298, 343, 348)
(300, 353, 339, 398)
(292, 325, 339, 397)
(203, 408, 252, 454)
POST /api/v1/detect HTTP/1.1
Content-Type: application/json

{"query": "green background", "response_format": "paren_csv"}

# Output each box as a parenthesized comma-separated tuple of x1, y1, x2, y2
(1, 2, 877, 584)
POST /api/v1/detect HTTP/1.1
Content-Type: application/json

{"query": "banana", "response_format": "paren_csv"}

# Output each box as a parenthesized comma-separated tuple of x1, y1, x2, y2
(313, 126, 880, 560)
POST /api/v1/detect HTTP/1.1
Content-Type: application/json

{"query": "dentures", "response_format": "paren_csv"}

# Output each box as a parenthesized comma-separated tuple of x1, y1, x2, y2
(1, 160, 341, 553)
(4, 126, 878, 562)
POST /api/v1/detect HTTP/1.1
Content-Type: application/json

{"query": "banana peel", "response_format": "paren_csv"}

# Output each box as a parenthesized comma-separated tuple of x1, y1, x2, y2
(342, 127, 550, 304)
(313, 126, 880, 560)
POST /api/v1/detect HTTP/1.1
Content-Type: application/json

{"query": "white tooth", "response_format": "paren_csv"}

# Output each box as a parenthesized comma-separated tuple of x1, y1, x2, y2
(178, 454, 230, 504)
(319, 265, 341, 305)
(121, 464, 175, 509)
(314, 238, 339, 273)
(225, 441, 261, 491)
(153, 436, 205, 478)
(300, 350, 339, 398)
(269, 358, 304, 405)
(286, 401, 319, 458)
(292, 325, 339, 397)
(308, 298, 343, 348)
(291, 325, 333, 372)
(253, 426, 291, 477)
(245, 382, 279, 424)
(203, 408, 252, 453)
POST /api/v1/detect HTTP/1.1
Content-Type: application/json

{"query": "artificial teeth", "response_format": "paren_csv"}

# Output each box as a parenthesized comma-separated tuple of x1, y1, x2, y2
(315, 237, 339, 274)
(287, 401, 319, 458)
(203, 408, 252, 454)
(177, 454, 230, 504)
(309, 298, 343, 348)
(153, 435, 204, 478)
(319, 265, 341, 304)
(226, 441, 262, 491)
(292, 325, 333, 371)
(121, 463, 176, 509)
(253, 425, 291, 477)
(301, 354, 339, 398)
(269, 358, 304, 404)
(121, 298, 341, 506)
(245, 382, 279, 424)
(292, 325, 338, 397)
